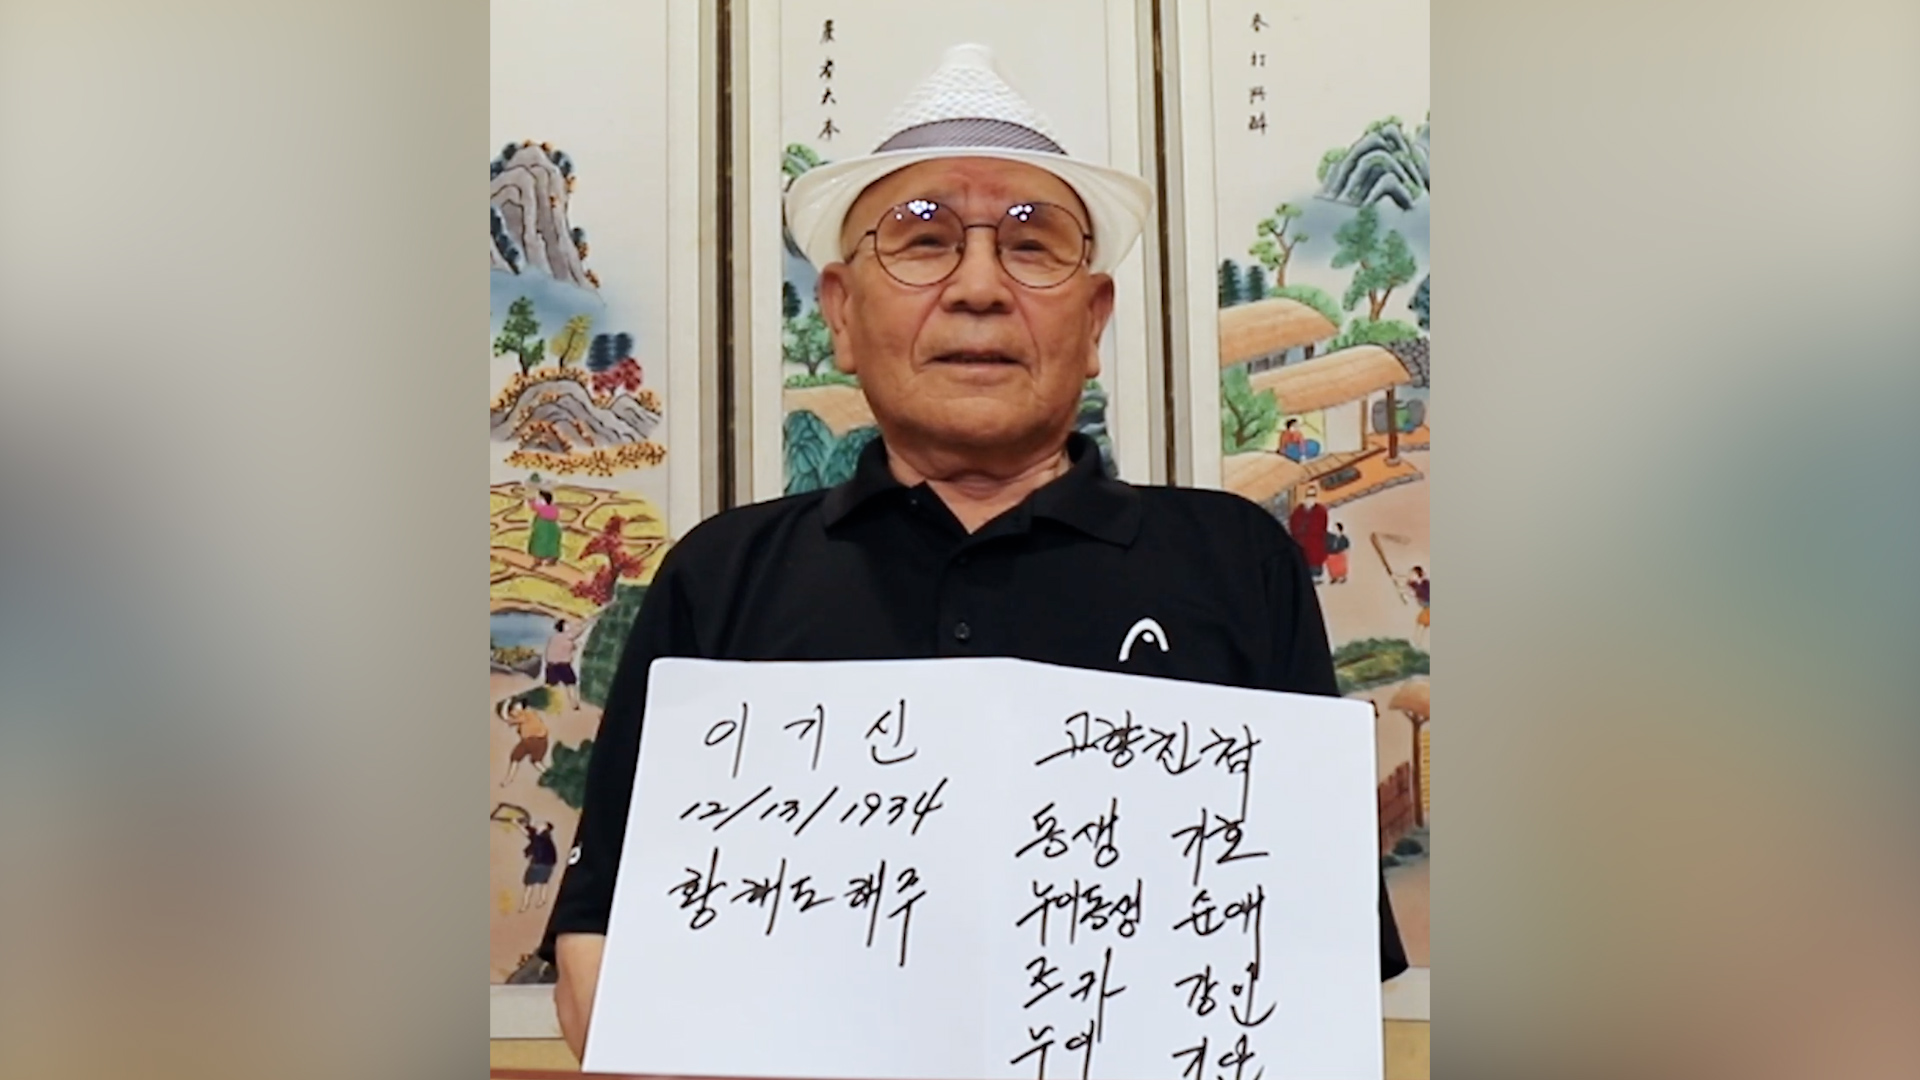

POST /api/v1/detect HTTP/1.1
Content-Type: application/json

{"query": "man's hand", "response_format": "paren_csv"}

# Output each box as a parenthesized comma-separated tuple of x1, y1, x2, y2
(553, 932, 606, 1063)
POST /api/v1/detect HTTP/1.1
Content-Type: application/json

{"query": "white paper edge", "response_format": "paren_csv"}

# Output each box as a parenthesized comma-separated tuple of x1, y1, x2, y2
(588, 658, 1396, 1070)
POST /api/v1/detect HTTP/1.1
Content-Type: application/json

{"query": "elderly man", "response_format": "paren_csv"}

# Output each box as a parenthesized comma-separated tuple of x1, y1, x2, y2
(540, 43, 1406, 1059)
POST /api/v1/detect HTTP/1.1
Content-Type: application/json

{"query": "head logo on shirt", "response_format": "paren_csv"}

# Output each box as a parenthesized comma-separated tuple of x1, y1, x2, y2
(1118, 617, 1170, 662)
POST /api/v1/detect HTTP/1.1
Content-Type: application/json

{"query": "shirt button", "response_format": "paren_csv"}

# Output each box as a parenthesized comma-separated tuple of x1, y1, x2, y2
(952, 622, 972, 643)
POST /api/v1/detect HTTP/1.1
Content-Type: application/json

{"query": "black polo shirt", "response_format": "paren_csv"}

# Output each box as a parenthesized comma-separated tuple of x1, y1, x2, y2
(540, 433, 1408, 980)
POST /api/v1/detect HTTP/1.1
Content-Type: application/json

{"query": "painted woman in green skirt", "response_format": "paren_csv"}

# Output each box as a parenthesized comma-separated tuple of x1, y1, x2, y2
(527, 488, 563, 567)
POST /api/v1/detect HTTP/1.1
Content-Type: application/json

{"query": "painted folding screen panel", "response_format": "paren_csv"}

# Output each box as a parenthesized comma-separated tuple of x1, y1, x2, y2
(1169, 0, 1431, 1019)
(740, 0, 1158, 501)
(488, 0, 709, 1036)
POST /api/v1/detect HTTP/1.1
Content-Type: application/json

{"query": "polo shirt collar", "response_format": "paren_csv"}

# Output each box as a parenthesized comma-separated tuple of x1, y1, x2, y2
(820, 432, 1141, 547)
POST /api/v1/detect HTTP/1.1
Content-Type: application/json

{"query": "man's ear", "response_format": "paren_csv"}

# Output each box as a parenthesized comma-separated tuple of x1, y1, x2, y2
(816, 264, 858, 375)
(1084, 273, 1116, 379)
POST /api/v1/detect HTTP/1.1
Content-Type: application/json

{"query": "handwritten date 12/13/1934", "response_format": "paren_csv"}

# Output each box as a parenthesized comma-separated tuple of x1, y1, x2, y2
(679, 776, 949, 836)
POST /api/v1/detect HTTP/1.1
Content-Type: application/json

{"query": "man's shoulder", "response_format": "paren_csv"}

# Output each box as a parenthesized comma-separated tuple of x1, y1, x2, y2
(1127, 483, 1291, 549)
(663, 488, 834, 567)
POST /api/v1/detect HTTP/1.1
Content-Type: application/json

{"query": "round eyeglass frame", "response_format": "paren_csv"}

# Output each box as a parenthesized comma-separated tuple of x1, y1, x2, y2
(843, 200, 1094, 290)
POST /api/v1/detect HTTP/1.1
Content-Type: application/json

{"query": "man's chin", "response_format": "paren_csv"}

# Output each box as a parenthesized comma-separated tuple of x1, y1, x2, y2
(885, 408, 1060, 455)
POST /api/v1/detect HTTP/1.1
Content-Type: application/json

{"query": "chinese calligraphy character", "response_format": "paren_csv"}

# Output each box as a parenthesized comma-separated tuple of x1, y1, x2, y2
(1249, 86, 1266, 103)
(821, 18, 834, 43)
(819, 57, 835, 80)
(819, 117, 840, 140)
(1248, 112, 1268, 134)
(821, 86, 836, 106)
(1250, 52, 1266, 66)
(1251, 13, 1268, 31)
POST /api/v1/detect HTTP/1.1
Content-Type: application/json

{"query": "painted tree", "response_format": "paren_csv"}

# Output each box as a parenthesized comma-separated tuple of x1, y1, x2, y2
(784, 409, 834, 494)
(551, 314, 593, 369)
(493, 296, 545, 374)
(578, 583, 645, 707)
(1244, 264, 1269, 302)
(587, 333, 618, 373)
(782, 280, 801, 321)
(822, 425, 881, 488)
(1272, 283, 1344, 329)
(1248, 202, 1308, 288)
(1220, 367, 1280, 454)
(613, 332, 634, 360)
(1410, 274, 1430, 330)
(1329, 318, 1420, 351)
(490, 207, 521, 271)
(783, 308, 835, 377)
(1332, 204, 1418, 321)
(1075, 379, 1115, 476)
(1317, 147, 1349, 183)
(782, 143, 824, 187)
(570, 515, 651, 607)
(538, 739, 592, 809)
(1217, 259, 1245, 307)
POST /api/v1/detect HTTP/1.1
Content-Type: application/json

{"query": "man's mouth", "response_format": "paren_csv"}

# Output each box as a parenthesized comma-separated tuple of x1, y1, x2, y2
(932, 351, 1021, 366)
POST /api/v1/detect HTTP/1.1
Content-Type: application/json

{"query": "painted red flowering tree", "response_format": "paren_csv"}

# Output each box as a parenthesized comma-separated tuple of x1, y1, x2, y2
(570, 515, 650, 606)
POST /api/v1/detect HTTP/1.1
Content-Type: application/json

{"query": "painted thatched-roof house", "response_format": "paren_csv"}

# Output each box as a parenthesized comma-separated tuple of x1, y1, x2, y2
(1223, 343, 1419, 507)
(1248, 344, 1413, 415)
(1218, 297, 1339, 374)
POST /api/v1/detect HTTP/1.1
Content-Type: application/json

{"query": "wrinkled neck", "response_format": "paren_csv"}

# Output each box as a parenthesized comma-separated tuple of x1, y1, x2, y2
(886, 444, 1071, 533)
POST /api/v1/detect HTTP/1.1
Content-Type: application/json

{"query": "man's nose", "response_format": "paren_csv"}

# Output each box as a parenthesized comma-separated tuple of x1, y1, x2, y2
(941, 227, 1014, 310)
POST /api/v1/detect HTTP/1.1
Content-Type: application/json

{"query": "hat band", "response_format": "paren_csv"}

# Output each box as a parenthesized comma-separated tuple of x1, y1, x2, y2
(875, 117, 1065, 155)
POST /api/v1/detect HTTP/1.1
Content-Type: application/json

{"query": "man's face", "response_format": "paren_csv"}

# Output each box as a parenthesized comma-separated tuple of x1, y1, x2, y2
(816, 157, 1115, 466)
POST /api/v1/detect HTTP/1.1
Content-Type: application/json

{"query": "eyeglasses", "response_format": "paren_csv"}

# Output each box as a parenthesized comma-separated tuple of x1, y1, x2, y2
(845, 199, 1092, 289)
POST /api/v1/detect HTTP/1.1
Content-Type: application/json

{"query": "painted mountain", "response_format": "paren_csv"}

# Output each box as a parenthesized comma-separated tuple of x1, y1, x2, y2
(1318, 117, 1430, 210)
(490, 375, 662, 450)
(491, 141, 596, 290)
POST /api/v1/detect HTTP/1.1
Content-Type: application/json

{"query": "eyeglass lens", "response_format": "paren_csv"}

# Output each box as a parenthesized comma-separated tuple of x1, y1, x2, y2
(872, 200, 1086, 287)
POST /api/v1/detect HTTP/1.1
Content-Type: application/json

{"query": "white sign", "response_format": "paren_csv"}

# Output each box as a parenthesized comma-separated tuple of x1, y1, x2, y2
(586, 658, 1384, 1080)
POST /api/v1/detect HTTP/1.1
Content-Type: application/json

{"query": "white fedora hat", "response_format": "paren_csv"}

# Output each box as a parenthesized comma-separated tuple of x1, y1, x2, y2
(784, 43, 1153, 276)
